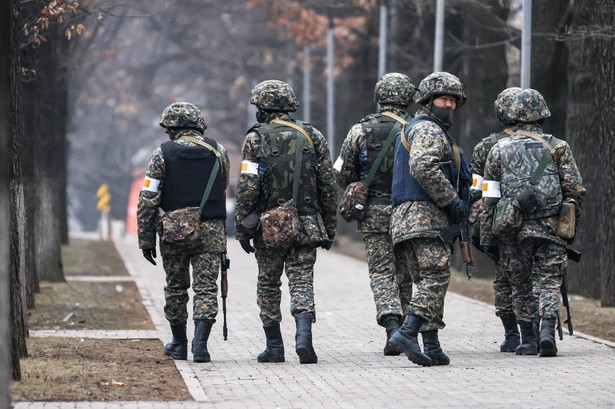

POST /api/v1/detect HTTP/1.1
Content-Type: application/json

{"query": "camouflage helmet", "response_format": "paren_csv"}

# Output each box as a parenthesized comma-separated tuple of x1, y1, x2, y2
(374, 72, 416, 106)
(414, 71, 467, 107)
(494, 87, 523, 125)
(250, 80, 298, 112)
(159, 102, 207, 133)
(511, 88, 551, 123)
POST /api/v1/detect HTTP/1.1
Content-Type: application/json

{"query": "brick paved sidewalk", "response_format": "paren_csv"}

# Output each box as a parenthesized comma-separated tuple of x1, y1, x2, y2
(14, 236, 615, 409)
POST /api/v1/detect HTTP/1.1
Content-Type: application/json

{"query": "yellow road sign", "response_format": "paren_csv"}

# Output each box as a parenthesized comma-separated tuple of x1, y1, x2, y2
(96, 184, 111, 213)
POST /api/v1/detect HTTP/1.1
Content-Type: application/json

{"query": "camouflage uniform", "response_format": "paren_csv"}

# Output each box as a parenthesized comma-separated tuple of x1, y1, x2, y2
(389, 72, 470, 367)
(235, 80, 337, 364)
(334, 73, 415, 326)
(137, 102, 230, 362)
(482, 89, 586, 357)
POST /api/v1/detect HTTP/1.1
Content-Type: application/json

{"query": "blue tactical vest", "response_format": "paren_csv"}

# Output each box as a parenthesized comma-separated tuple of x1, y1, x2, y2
(391, 116, 472, 208)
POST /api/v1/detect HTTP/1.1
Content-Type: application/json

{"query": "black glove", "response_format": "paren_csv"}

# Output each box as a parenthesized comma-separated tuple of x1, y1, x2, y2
(470, 189, 483, 205)
(320, 239, 333, 251)
(444, 198, 467, 225)
(142, 248, 157, 266)
(239, 239, 255, 254)
(483, 246, 499, 265)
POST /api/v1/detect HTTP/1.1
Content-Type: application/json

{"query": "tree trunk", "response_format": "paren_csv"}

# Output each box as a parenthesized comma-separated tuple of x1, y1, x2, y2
(1, 0, 13, 402)
(565, 0, 615, 304)
(9, 0, 27, 381)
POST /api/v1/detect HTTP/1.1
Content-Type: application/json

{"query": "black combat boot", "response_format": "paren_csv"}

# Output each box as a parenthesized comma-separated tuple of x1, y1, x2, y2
(164, 323, 188, 360)
(539, 316, 558, 357)
(533, 314, 541, 353)
(515, 321, 538, 355)
(257, 322, 285, 363)
(383, 315, 403, 356)
(192, 319, 213, 363)
(389, 314, 432, 367)
(421, 330, 450, 365)
(499, 314, 521, 352)
(295, 313, 318, 364)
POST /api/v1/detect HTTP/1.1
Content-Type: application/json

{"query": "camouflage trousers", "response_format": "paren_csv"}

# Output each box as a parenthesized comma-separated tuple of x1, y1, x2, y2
(162, 251, 220, 324)
(503, 239, 566, 323)
(255, 244, 317, 326)
(395, 237, 451, 330)
(362, 233, 406, 325)
(494, 248, 540, 317)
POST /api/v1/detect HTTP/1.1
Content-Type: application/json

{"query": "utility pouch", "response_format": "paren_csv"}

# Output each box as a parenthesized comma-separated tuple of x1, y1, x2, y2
(516, 187, 540, 216)
(493, 197, 522, 236)
(556, 200, 577, 240)
(338, 181, 369, 222)
(260, 200, 300, 248)
(160, 207, 202, 250)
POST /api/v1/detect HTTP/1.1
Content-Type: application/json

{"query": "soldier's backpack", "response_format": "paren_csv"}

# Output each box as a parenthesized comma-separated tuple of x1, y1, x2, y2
(497, 130, 562, 220)
(338, 111, 408, 222)
(257, 119, 316, 247)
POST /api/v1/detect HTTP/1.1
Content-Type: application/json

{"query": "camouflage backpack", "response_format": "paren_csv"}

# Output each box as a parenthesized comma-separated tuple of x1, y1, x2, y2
(496, 131, 562, 220)
(256, 119, 317, 247)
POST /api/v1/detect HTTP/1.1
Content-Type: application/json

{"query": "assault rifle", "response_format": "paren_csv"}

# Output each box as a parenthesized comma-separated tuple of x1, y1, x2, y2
(220, 252, 230, 340)
(439, 222, 474, 281)
(557, 248, 581, 339)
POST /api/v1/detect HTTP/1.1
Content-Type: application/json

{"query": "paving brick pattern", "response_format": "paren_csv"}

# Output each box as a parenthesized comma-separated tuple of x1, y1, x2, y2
(14, 236, 615, 409)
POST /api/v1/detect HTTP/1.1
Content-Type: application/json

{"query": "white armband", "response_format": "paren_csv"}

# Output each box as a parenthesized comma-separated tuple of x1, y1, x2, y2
(142, 177, 160, 193)
(471, 174, 484, 191)
(333, 156, 343, 172)
(240, 160, 259, 175)
(481, 180, 501, 198)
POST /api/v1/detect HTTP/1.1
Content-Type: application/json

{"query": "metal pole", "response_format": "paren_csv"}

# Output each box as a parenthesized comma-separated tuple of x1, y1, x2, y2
(521, 0, 532, 88)
(378, 2, 388, 79)
(303, 45, 311, 123)
(434, 0, 445, 72)
(326, 16, 335, 155)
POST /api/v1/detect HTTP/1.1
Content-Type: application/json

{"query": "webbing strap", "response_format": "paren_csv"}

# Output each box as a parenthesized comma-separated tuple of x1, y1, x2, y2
(292, 131, 304, 203)
(271, 119, 314, 149)
(178, 135, 221, 157)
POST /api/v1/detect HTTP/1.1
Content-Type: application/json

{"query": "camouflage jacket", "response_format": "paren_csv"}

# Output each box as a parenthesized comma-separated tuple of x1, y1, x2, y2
(390, 107, 461, 245)
(482, 124, 586, 246)
(334, 106, 410, 233)
(235, 113, 337, 246)
(137, 130, 230, 253)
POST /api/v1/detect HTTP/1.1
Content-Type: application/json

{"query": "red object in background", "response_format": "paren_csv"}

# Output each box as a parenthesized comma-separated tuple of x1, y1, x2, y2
(126, 168, 146, 235)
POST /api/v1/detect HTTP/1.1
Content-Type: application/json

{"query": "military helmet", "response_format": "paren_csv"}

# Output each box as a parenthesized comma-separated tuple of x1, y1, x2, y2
(494, 87, 523, 125)
(512, 88, 551, 123)
(374, 72, 416, 106)
(250, 80, 298, 112)
(159, 102, 207, 133)
(414, 71, 467, 107)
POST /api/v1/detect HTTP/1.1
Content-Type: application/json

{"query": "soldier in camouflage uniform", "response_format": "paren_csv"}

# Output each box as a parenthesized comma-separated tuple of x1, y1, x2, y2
(333, 73, 415, 356)
(470, 87, 525, 352)
(482, 89, 586, 357)
(234, 80, 337, 364)
(137, 102, 230, 363)
(388, 72, 472, 367)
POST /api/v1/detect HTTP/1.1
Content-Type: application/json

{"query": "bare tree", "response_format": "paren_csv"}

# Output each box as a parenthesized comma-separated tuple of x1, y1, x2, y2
(1, 0, 13, 401)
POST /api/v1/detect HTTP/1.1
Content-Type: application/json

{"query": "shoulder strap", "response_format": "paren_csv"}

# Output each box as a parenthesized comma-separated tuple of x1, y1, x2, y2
(178, 135, 221, 157)
(271, 119, 314, 150)
(364, 112, 408, 186)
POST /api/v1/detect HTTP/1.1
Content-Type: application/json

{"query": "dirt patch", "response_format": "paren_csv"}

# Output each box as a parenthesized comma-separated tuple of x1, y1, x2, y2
(336, 235, 615, 343)
(11, 238, 191, 402)
(11, 338, 192, 402)
(29, 281, 153, 331)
